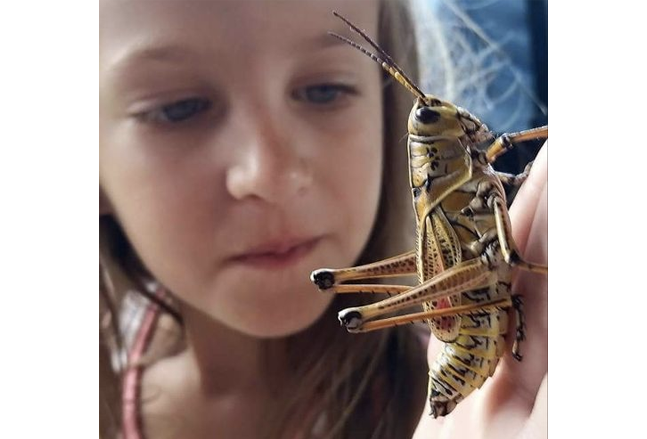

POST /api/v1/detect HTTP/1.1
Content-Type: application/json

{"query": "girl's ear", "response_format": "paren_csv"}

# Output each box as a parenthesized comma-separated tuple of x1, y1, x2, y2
(100, 187, 113, 216)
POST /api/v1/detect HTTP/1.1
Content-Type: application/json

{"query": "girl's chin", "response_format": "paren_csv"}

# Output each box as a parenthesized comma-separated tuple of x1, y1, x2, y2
(206, 284, 334, 338)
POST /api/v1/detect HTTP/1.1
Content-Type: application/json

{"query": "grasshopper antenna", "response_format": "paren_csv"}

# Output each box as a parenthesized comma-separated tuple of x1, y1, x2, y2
(330, 11, 428, 102)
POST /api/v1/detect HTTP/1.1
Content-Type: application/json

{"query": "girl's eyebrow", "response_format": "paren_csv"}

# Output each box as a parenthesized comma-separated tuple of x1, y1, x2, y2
(108, 44, 199, 73)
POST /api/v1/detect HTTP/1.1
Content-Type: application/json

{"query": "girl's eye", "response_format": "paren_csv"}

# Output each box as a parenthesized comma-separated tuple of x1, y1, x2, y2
(292, 84, 356, 106)
(139, 98, 211, 124)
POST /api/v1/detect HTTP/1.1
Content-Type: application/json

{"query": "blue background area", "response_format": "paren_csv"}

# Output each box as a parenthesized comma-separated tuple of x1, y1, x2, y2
(413, 0, 547, 173)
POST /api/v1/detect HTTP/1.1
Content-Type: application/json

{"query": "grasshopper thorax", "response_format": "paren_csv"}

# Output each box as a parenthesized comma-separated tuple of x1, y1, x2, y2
(406, 95, 489, 216)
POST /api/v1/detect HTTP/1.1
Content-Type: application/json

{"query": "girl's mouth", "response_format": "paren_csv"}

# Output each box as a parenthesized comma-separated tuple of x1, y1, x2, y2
(230, 237, 322, 269)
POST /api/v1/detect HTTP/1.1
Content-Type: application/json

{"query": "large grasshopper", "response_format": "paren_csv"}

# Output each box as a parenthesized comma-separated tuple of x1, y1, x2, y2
(310, 12, 547, 418)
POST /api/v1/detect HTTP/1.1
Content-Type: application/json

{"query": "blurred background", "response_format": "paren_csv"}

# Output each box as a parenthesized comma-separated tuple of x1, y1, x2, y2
(412, 0, 548, 174)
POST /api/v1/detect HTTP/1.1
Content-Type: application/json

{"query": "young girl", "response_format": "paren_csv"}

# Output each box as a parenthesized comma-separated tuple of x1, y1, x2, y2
(100, 0, 548, 438)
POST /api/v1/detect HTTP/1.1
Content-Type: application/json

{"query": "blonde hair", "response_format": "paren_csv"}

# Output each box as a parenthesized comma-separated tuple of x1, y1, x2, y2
(100, 1, 429, 438)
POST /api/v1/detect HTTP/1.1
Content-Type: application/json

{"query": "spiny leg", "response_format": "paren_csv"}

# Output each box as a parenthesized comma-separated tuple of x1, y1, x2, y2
(328, 284, 411, 295)
(343, 296, 513, 333)
(493, 196, 548, 274)
(485, 126, 548, 164)
(511, 294, 526, 361)
(338, 258, 494, 330)
(310, 249, 416, 290)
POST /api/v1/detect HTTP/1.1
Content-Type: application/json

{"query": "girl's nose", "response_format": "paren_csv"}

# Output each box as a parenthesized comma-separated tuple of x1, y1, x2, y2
(225, 114, 312, 204)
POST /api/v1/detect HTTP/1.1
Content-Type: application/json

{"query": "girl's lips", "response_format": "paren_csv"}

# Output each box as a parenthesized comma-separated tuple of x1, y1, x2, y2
(230, 237, 321, 269)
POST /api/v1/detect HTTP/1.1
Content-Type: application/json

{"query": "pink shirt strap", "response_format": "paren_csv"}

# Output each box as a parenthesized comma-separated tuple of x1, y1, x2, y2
(121, 289, 165, 439)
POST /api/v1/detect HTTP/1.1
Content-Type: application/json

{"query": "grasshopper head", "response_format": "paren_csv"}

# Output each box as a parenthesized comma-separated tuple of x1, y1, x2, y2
(408, 96, 466, 138)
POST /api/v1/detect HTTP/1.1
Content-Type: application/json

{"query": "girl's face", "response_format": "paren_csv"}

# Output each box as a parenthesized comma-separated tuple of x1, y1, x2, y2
(100, 0, 383, 337)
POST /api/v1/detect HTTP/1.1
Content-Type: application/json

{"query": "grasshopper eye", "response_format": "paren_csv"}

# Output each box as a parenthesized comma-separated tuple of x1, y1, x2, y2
(415, 107, 440, 124)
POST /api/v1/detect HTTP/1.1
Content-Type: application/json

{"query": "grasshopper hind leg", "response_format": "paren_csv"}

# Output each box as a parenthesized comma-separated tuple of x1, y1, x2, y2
(511, 294, 526, 361)
(310, 250, 416, 291)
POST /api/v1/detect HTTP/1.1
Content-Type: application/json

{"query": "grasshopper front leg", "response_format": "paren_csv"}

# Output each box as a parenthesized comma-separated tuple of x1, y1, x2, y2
(495, 160, 534, 188)
(485, 126, 548, 164)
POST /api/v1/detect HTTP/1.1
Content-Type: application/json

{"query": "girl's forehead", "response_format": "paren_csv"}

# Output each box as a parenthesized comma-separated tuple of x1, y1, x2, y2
(100, 0, 379, 55)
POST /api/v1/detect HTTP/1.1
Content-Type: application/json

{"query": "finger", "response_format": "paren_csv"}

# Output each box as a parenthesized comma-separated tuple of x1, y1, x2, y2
(509, 141, 548, 254)
(520, 374, 548, 439)
(485, 153, 548, 419)
(508, 178, 548, 395)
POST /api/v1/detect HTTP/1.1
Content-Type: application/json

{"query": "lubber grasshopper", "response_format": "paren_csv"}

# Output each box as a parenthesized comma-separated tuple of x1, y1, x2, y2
(310, 12, 547, 418)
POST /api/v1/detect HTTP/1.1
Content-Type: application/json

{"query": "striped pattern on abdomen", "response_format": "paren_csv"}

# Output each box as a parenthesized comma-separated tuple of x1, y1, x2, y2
(427, 294, 509, 417)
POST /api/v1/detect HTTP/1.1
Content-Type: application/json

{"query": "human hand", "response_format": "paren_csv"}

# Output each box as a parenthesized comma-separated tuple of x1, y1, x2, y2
(412, 142, 548, 439)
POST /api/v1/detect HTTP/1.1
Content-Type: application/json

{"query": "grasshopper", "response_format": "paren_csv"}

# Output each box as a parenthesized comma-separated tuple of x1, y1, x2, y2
(310, 12, 547, 418)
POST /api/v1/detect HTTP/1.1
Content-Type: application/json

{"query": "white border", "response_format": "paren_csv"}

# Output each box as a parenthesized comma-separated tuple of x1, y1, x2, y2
(0, 2, 96, 437)
(551, 1, 647, 436)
